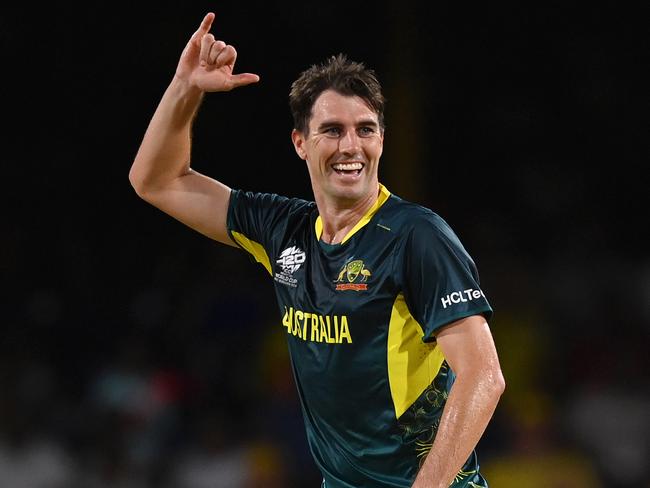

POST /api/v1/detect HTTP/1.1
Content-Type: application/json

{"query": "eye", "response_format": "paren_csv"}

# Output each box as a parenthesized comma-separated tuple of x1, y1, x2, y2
(358, 126, 375, 137)
(324, 127, 342, 137)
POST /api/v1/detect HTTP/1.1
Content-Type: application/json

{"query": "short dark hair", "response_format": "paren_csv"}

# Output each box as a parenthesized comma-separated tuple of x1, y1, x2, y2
(289, 54, 385, 135)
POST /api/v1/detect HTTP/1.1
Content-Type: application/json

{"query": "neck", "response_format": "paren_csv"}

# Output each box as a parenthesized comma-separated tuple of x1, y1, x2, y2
(315, 184, 380, 244)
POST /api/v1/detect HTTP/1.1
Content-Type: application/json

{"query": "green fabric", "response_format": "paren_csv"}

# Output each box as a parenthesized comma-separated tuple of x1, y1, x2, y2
(227, 188, 492, 487)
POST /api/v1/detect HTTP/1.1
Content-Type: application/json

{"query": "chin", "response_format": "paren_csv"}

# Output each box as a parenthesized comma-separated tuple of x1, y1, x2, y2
(330, 184, 369, 202)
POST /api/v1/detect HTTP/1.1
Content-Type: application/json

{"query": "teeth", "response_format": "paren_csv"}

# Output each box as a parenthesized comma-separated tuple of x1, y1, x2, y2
(333, 162, 363, 171)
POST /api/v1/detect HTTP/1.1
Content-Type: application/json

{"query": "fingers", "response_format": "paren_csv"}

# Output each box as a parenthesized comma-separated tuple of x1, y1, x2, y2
(189, 12, 260, 90)
(201, 38, 236, 68)
(190, 12, 215, 44)
(200, 33, 218, 66)
(211, 44, 236, 66)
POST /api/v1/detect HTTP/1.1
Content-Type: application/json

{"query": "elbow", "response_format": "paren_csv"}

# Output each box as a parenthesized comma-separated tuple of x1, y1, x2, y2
(494, 368, 506, 398)
(128, 163, 140, 188)
(476, 365, 506, 403)
(488, 367, 506, 405)
(128, 166, 150, 199)
(455, 365, 505, 403)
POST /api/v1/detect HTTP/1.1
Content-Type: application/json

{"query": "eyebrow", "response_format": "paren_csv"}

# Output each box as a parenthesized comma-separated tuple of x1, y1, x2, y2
(316, 119, 380, 131)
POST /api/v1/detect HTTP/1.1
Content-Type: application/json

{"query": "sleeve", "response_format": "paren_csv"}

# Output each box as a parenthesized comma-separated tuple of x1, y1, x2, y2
(226, 189, 297, 277)
(402, 213, 493, 342)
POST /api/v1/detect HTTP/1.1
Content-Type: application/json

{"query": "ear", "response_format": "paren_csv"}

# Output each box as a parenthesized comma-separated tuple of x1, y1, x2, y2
(291, 129, 308, 161)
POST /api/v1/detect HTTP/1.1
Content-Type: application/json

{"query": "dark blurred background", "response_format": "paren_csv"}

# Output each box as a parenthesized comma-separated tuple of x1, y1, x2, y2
(2, 2, 649, 487)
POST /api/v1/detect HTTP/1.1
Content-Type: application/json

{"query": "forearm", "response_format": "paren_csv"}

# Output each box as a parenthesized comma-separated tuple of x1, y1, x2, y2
(412, 370, 504, 487)
(129, 76, 204, 194)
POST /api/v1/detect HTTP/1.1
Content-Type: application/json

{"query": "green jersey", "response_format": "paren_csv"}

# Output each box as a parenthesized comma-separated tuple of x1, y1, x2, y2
(227, 184, 493, 487)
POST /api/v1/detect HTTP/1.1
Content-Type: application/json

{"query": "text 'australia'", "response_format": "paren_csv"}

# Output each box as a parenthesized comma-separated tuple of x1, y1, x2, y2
(282, 307, 353, 344)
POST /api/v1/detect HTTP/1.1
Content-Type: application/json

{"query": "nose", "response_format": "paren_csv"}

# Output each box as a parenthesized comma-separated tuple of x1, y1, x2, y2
(338, 129, 361, 155)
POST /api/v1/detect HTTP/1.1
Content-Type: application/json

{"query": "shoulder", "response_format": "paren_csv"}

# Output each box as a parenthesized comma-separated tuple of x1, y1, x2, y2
(230, 189, 316, 216)
(382, 194, 459, 243)
(231, 189, 314, 209)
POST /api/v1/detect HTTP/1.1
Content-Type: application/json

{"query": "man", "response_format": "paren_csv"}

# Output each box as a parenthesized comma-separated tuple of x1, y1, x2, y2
(129, 12, 505, 488)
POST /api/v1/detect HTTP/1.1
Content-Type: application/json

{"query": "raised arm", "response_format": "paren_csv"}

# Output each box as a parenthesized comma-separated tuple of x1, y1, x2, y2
(128, 12, 259, 246)
(412, 315, 505, 488)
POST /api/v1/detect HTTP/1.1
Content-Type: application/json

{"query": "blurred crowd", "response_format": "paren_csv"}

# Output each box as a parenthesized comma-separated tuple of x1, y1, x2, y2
(2, 232, 313, 487)
(2, 217, 649, 488)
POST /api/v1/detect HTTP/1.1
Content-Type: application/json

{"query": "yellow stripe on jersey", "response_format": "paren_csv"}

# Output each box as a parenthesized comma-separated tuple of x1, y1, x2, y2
(314, 184, 391, 244)
(387, 293, 445, 419)
(231, 231, 273, 277)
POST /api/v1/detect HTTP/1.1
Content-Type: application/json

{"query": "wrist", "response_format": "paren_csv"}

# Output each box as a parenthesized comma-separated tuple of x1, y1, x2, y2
(156, 76, 205, 127)
(169, 74, 204, 101)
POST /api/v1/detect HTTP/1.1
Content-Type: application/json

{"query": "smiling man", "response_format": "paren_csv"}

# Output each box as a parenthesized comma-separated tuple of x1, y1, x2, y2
(129, 12, 505, 488)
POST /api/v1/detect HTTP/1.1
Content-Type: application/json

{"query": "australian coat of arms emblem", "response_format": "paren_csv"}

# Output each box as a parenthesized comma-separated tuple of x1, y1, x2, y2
(335, 259, 371, 291)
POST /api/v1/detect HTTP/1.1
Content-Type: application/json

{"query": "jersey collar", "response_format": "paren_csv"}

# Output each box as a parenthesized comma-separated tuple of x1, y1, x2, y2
(314, 184, 391, 245)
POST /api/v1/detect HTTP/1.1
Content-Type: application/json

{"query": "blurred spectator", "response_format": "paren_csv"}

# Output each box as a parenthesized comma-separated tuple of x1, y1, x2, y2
(566, 386, 650, 487)
(168, 414, 287, 488)
(83, 335, 188, 486)
(0, 435, 76, 488)
(482, 390, 602, 487)
(0, 370, 76, 488)
(564, 329, 650, 487)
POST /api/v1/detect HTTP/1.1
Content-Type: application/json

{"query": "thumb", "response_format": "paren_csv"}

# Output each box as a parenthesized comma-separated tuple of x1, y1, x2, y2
(229, 73, 261, 89)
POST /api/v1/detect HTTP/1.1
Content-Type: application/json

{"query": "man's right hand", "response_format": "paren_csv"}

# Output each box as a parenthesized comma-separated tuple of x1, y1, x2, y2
(129, 12, 256, 247)
(175, 12, 260, 93)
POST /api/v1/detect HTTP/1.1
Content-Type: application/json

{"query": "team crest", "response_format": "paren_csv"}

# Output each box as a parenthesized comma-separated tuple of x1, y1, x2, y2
(335, 259, 371, 291)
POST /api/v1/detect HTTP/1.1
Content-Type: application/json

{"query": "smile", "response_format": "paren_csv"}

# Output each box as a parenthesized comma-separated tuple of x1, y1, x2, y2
(332, 162, 364, 175)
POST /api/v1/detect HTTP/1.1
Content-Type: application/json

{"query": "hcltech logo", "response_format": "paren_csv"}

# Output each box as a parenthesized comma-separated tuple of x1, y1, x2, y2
(440, 288, 485, 309)
(275, 246, 306, 287)
(334, 259, 371, 291)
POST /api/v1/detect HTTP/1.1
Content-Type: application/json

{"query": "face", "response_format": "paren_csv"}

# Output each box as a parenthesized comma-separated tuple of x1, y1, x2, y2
(291, 90, 384, 205)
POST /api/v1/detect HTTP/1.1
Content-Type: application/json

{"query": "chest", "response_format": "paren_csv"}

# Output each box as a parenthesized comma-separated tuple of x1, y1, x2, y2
(271, 231, 403, 346)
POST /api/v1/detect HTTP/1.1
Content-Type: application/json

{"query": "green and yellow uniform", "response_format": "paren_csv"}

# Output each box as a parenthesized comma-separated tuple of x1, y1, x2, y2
(227, 184, 493, 487)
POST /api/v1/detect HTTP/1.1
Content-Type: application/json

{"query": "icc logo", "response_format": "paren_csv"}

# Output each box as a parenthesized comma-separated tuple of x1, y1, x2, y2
(335, 259, 371, 291)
